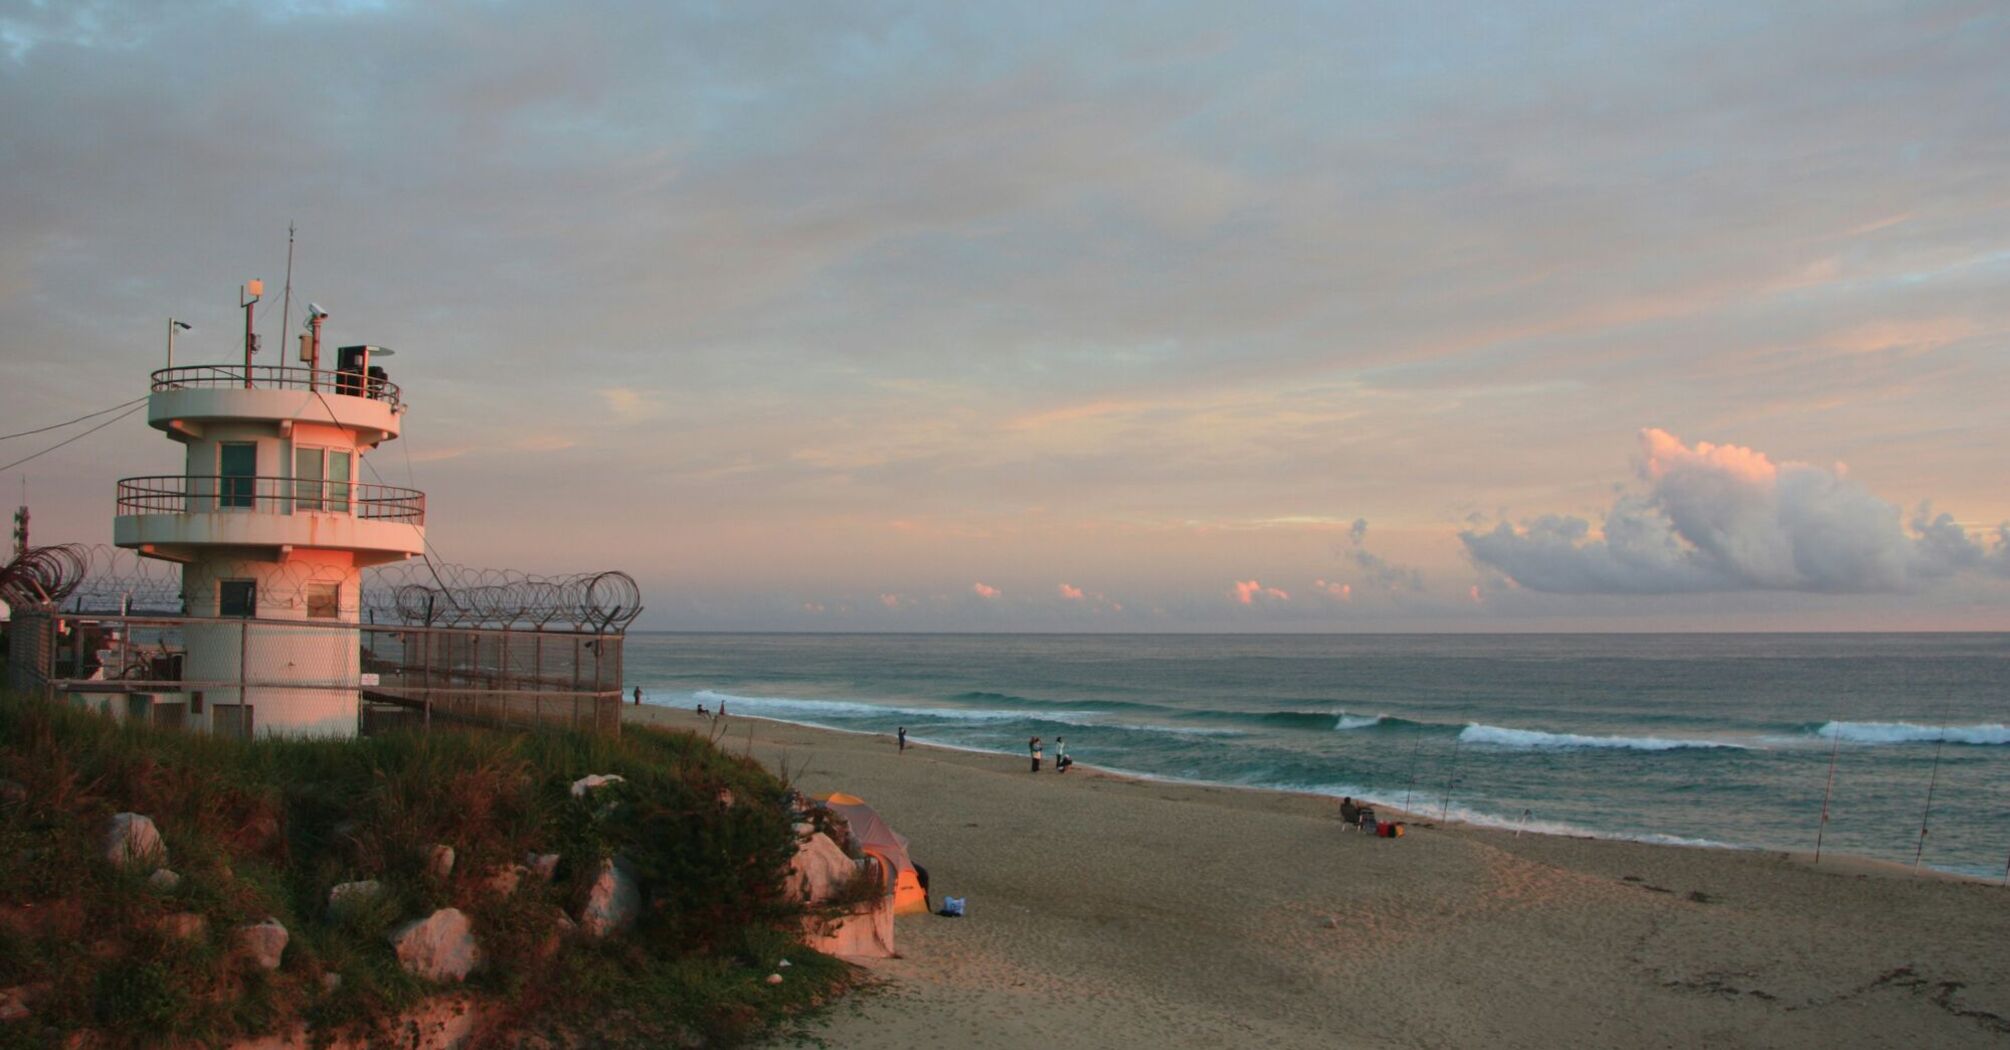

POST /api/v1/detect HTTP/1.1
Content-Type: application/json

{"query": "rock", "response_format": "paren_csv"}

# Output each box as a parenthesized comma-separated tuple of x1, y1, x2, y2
(765, 973, 783, 986)
(577, 856, 640, 939)
(715, 788, 735, 808)
(328, 879, 383, 913)
(1320, 915, 1339, 929)
(389, 908, 482, 983)
(148, 868, 183, 891)
(0, 779, 26, 805)
(484, 864, 530, 898)
(0, 982, 52, 1021)
(554, 911, 578, 936)
(778, 959, 792, 968)
(155, 912, 207, 941)
(788, 833, 858, 903)
(236, 919, 288, 971)
(569, 774, 625, 799)
(104, 812, 165, 870)
(792, 821, 815, 838)
(524, 852, 560, 882)
(426, 844, 456, 880)
(321, 972, 343, 994)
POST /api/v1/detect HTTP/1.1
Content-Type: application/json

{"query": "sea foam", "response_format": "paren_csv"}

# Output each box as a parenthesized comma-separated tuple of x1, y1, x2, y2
(1814, 721, 2010, 746)
(1459, 723, 1747, 751)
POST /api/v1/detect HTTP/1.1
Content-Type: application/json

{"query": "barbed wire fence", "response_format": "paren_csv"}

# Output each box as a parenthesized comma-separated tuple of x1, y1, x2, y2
(4, 544, 643, 631)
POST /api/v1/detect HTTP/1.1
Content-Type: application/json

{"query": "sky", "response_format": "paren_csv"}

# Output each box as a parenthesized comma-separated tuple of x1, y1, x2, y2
(2, 0, 2008, 631)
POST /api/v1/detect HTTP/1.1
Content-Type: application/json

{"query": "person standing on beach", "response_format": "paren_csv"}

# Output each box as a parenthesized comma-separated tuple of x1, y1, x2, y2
(1030, 736, 1042, 773)
(1054, 735, 1067, 772)
(898, 726, 908, 752)
(632, 686, 642, 706)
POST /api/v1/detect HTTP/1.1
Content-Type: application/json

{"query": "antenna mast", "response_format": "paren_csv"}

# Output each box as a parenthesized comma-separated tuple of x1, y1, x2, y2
(279, 222, 296, 351)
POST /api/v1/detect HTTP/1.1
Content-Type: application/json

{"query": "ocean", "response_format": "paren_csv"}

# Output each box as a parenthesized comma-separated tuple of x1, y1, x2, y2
(625, 633, 2010, 879)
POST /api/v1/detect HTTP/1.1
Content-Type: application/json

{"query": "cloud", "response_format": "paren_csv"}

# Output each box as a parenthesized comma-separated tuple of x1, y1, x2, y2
(1334, 519, 1426, 592)
(1312, 579, 1352, 601)
(972, 581, 1001, 599)
(1057, 582, 1121, 611)
(1232, 579, 1289, 605)
(597, 386, 662, 424)
(1461, 428, 2010, 594)
(879, 592, 901, 608)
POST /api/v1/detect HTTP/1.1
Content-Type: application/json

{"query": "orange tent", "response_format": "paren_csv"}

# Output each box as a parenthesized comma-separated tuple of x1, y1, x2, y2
(817, 792, 929, 916)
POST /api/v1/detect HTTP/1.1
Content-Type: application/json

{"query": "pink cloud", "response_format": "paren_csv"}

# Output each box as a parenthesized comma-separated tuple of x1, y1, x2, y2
(973, 582, 1001, 599)
(1058, 583, 1086, 600)
(1641, 427, 1777, 486)
(1232, 580, 1290, 604)
(1313, 579, 1352, 601)
(1469, 585, 1484, 604)
(880, 593, 901, 609)
(801, 601, 825, 614)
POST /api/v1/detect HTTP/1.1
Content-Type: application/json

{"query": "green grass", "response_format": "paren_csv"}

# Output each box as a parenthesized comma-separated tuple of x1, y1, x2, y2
(0, 690, 857, 1048)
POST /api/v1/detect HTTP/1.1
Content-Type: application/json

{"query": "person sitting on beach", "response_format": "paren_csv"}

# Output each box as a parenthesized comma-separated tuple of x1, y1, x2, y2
(696, 703, 708, 716)
(1340, 797, 1361, 828)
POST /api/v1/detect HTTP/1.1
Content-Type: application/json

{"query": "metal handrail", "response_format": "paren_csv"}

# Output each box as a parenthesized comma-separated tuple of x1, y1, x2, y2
(150, 364, 403, 408)
(116, 475, 425, 524)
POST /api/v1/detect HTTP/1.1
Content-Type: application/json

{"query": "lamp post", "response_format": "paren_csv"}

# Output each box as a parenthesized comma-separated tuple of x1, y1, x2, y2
(167, 318, 192, 369)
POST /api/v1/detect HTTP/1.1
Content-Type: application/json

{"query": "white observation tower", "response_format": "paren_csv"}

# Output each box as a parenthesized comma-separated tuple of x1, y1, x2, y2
(112, 282, 425, 737)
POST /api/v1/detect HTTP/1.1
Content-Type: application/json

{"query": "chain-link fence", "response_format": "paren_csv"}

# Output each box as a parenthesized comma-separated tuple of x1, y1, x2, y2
(2, 609, 623, 737)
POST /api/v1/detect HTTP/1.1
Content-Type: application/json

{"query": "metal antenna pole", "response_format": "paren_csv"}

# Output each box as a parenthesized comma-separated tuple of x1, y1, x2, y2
(1815, 721, 1842, 863)
(278, 222, 295, 349)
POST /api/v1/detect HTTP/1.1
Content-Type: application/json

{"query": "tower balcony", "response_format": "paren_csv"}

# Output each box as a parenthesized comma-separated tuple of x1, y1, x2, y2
(114, 475, 426, 567)
(149, 365, 404, 446)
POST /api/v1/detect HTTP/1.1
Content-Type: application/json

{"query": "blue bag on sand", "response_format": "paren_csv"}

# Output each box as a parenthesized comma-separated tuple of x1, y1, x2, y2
(940, 897, 966, 917)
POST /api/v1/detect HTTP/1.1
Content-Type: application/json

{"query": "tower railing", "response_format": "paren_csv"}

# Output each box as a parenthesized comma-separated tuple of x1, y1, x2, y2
(150, 364, 402, 408)
(116, 475, 426, 524)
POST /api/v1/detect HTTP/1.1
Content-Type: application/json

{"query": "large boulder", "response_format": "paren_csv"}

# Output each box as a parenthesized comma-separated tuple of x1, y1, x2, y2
(236, 919, 288, 970)
(104, 813, 166, 870)
(788, 833, 859, 903)
(390, 908, 482, 983)
(577, 856, 640, 939)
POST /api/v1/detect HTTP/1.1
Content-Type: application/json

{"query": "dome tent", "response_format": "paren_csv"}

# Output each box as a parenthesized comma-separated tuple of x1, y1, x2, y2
(817, 792, 929, 916)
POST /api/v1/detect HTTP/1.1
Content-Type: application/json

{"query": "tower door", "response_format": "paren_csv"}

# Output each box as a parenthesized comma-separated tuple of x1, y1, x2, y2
(219, 442, 256, 510)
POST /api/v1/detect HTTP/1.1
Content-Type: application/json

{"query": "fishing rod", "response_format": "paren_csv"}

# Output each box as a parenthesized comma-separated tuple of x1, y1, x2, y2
(1814, 720, 1842, 864)
(1440, 732, 1462, 823)
(1911, 669, 1952, 876)
(1401, 735, 1423, 814)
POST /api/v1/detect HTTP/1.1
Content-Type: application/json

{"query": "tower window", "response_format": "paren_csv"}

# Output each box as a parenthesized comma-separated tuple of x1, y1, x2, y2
(293, 448, 353, 513)
(306, 582, 340, 619)
(219, 579, 256, 618)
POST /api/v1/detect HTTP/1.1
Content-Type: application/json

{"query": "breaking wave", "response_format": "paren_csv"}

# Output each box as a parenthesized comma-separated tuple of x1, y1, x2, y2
(1459, 724, 1748, 752)
(1813, 721, 2010, 746)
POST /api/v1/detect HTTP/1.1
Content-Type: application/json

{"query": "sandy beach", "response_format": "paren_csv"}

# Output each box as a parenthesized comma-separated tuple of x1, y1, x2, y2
(628, 706, 2009, 1049)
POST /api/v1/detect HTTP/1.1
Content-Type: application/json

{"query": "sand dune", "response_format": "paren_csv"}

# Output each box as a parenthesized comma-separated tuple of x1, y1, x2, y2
(629, 707, 2010, 1049)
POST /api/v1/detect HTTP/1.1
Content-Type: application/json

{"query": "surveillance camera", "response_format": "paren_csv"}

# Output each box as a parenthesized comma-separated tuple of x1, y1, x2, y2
(307, 302, 329, 320)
